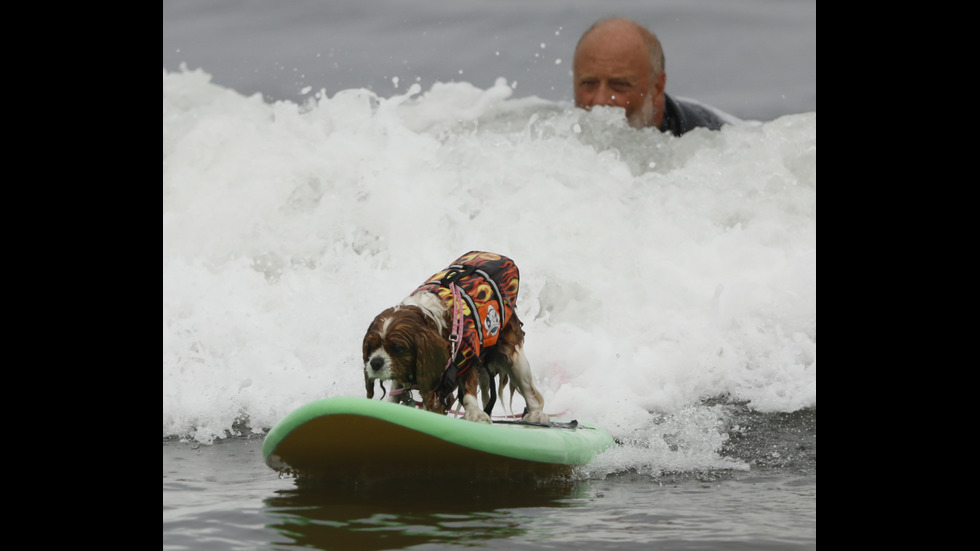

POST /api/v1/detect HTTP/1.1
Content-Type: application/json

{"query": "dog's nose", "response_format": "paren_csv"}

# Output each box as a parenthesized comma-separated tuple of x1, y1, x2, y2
(370, 357, 385, 371)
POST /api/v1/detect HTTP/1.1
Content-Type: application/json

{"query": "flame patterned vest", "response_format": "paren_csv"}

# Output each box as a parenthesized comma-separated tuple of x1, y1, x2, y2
(411, 251, 520, 406)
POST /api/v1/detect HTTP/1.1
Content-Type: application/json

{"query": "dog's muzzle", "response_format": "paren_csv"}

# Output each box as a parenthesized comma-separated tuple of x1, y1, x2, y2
(364, 354, 389, 400)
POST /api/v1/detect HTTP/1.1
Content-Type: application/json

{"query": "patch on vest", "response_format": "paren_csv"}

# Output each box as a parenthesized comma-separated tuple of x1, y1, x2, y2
(483, 304, 500, 337)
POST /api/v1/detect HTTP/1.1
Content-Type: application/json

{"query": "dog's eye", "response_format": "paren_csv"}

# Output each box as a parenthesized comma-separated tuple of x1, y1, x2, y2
(390, 343, 407, 355)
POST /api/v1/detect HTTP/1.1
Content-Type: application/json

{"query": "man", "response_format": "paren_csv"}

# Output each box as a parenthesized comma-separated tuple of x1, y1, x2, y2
(573, 17, 726, 136)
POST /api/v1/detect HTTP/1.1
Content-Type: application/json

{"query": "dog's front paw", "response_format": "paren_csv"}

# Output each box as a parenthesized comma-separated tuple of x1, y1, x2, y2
(522, 409, 550, 424)
(463, 408, 492, 424)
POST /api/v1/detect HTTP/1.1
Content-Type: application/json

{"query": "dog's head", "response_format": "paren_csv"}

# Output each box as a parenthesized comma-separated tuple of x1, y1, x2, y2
(362, 299, 450, 411)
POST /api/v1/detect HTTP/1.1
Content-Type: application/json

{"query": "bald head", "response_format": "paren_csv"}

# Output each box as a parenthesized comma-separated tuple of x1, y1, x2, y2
(573, 18, 667, 129)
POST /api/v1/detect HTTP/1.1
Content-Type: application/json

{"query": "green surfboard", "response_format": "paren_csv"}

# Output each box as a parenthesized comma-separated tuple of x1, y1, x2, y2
(263, 397, 615, 479)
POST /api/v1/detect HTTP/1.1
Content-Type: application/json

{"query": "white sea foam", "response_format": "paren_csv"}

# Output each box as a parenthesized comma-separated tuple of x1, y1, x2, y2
(163, 67, 815, 475)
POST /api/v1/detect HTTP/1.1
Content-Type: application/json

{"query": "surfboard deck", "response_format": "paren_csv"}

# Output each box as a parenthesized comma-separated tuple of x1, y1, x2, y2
(262, 397, 615, 479)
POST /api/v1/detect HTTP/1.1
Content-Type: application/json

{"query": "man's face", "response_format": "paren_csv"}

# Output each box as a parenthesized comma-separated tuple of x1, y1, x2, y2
(573, 23, 663, 129)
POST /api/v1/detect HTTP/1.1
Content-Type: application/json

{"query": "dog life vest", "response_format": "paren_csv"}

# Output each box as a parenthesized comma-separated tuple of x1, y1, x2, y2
(411, 251, 520, 409)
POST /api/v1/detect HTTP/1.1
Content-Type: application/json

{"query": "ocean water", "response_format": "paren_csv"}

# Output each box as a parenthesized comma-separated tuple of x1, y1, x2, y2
(162, 0, 816, 122)
(163, 1, 815, 549)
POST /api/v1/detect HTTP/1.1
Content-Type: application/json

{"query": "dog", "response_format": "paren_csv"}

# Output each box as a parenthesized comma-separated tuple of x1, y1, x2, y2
(362, 251, 548, 424)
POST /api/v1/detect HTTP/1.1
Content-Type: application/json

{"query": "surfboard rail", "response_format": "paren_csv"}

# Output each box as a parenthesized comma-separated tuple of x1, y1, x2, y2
(262, 397, 614, 479)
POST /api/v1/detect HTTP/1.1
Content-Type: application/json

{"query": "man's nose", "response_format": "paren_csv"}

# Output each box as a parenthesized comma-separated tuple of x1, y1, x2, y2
(593, 83, 616, 106)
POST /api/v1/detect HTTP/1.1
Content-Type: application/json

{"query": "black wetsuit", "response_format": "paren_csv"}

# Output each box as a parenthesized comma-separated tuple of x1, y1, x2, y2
(659, 94, 727, 136)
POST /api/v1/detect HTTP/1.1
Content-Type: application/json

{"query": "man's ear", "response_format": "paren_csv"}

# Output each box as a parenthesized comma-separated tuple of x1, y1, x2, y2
(655, 71, 666, 95)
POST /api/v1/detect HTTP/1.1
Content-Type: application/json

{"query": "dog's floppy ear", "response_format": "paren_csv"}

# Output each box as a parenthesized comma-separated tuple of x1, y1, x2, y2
(413, 313, 450, 398)
(363, 314, 384, 399)
(364, 370, 375, 399)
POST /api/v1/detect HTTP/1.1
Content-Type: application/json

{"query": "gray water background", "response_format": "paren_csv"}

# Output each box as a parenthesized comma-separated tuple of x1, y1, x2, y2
(163, 0, 816, 122)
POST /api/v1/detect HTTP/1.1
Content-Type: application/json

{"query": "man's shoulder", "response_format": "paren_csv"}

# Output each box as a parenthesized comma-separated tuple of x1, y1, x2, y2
(661, 94, 728, 136)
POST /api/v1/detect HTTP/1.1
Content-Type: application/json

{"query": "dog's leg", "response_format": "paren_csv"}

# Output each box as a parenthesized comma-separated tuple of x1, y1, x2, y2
(478, 367, 492, 411)
(461, 372, 492, 423)
(462, 394, 492, 423)
(508, 345, 549, 424)
(419, 390, 448, 416)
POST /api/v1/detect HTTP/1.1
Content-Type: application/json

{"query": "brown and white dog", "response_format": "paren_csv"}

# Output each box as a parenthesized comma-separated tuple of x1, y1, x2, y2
(362, 251, 548, 424)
